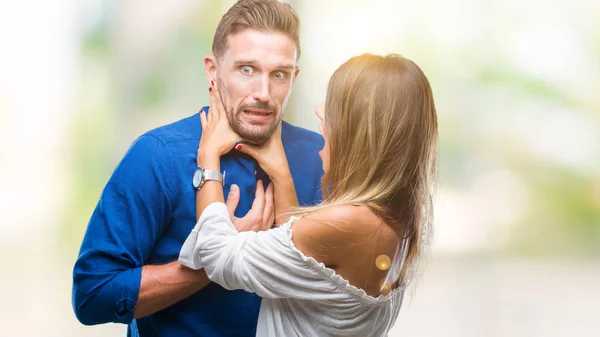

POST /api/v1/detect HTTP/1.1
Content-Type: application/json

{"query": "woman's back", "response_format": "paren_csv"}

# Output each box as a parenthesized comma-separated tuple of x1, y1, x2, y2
(293, 204, 403, 298)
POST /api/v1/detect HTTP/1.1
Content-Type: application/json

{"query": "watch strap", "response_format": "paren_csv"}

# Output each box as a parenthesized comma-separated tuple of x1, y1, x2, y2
(203, 169, 224, 184)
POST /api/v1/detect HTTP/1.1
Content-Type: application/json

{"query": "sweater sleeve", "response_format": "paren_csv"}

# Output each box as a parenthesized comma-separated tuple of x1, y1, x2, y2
(179, 202, 340, 299)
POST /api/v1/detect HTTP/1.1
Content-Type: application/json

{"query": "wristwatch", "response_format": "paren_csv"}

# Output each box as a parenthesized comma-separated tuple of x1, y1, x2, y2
(192, 168, 225, 190)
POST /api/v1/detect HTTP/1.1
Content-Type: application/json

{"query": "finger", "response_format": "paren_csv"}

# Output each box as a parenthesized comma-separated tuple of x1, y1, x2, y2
(235, 143, 261, 160)
(225, 184, 240, 219)
(262, 182, 275, 230)
(268, 209, 275, 229)
(210, 80, 227, 121)
(249, 179, 265, 217)
(199, 109, 207, 130)
(208, 82, 217, 123)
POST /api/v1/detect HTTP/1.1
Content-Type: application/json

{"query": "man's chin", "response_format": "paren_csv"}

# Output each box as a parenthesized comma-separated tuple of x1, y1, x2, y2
(234, 126, 275, 143)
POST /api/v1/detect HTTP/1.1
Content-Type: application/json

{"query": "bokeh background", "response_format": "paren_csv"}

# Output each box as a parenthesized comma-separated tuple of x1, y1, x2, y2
(1, 0, 599, 336)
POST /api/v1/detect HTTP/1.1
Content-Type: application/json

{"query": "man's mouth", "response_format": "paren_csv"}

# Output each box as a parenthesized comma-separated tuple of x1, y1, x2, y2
(243, 109, 272, 116)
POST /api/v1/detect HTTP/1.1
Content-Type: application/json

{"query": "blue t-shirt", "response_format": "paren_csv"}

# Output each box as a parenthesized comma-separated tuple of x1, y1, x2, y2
(72, 111, 324, 336)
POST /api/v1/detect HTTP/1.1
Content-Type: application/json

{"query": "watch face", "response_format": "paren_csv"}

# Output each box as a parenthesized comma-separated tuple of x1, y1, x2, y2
(192, 168, 204, 188)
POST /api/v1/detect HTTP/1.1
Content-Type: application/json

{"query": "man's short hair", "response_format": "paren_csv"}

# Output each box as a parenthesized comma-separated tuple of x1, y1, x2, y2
(213, 0, 301, 59)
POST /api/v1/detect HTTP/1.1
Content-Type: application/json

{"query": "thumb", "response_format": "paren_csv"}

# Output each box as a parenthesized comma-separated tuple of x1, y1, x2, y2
(225, 184, 240, 218)
(235, 143, 261, 159)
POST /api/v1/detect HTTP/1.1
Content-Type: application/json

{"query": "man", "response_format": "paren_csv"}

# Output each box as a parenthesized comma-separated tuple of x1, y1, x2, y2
(72, 1, 324, 336)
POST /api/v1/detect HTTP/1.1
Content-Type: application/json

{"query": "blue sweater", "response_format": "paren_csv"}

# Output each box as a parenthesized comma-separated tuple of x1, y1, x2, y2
(72, 111, 324, 336)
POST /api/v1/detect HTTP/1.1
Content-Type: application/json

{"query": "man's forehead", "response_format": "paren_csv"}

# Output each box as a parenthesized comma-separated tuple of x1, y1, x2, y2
(222, 29, 298, 67)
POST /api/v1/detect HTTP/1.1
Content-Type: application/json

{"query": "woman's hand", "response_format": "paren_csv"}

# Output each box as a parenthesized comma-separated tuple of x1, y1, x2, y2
(197, 81, 241, 165)
(235, 125, 297, 225)
(235, 124, 291, 182)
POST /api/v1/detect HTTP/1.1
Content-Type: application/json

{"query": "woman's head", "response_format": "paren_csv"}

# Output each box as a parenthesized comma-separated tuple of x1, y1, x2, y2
(316, 53, 438, 285)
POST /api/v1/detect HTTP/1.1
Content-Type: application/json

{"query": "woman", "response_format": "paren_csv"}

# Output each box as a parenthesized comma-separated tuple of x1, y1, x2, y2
(179, 53, 438, 336)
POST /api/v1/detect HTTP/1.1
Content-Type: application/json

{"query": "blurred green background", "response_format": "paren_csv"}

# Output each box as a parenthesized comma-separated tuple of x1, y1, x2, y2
(0, 0, 598, 336)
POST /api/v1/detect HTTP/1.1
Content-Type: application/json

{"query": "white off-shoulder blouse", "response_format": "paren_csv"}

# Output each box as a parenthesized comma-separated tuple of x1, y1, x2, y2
(179, 202, 405, 337)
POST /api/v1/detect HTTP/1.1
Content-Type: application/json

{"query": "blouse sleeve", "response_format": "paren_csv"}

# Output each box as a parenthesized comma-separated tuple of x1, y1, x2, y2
(178, 202, 340, 299)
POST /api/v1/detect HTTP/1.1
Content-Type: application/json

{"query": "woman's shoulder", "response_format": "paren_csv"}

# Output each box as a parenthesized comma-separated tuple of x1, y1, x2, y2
(304, 204, 384, 230)
(291, 204, 387, 265)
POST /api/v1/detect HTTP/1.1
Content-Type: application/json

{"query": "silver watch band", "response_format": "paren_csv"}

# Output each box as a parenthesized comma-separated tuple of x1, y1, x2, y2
(203, 169, 224, 184)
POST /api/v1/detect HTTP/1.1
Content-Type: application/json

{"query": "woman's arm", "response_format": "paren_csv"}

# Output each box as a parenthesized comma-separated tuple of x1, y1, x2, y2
(235, 127, 298, 224)
(195, 149, 224, 219)
(270, 171, 298, 224)
(179, 203, 342, 299)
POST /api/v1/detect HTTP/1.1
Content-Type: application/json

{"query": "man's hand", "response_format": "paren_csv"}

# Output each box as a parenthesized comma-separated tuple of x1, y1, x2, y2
(225, 180, 275, 232)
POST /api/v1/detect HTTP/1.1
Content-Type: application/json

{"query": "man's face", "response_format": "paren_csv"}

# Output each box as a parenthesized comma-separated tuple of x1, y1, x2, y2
(211, 29, 299, 143)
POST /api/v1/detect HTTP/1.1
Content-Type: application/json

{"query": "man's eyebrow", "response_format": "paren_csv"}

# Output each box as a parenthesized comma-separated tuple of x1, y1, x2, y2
(275, 65, 296, 71)
(232, 60, 295, 71)
(232, 60, 258, 66)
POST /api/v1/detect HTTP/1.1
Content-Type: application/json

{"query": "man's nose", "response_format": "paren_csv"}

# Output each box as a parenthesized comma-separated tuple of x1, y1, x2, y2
(252, 75, 271, 103)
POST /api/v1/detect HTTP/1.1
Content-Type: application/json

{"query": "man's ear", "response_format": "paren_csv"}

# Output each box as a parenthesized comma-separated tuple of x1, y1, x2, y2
(204, 55, 218, 85)
(292, 67, 300, 84)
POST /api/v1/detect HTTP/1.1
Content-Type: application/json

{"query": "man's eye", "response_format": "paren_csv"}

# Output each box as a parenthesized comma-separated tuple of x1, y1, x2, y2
(241, 66, 254, 75)
(274, 71, 288, 80)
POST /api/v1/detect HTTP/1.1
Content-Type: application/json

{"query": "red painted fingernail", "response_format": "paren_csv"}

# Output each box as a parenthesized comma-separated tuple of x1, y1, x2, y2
(235, 144, 242, 151)
(209, 87, 213, 93)
(211, 80, 215, 86)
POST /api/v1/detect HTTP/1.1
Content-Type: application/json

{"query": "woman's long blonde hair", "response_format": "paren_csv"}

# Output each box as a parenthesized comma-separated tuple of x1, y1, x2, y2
(300, 53, 438, 289)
